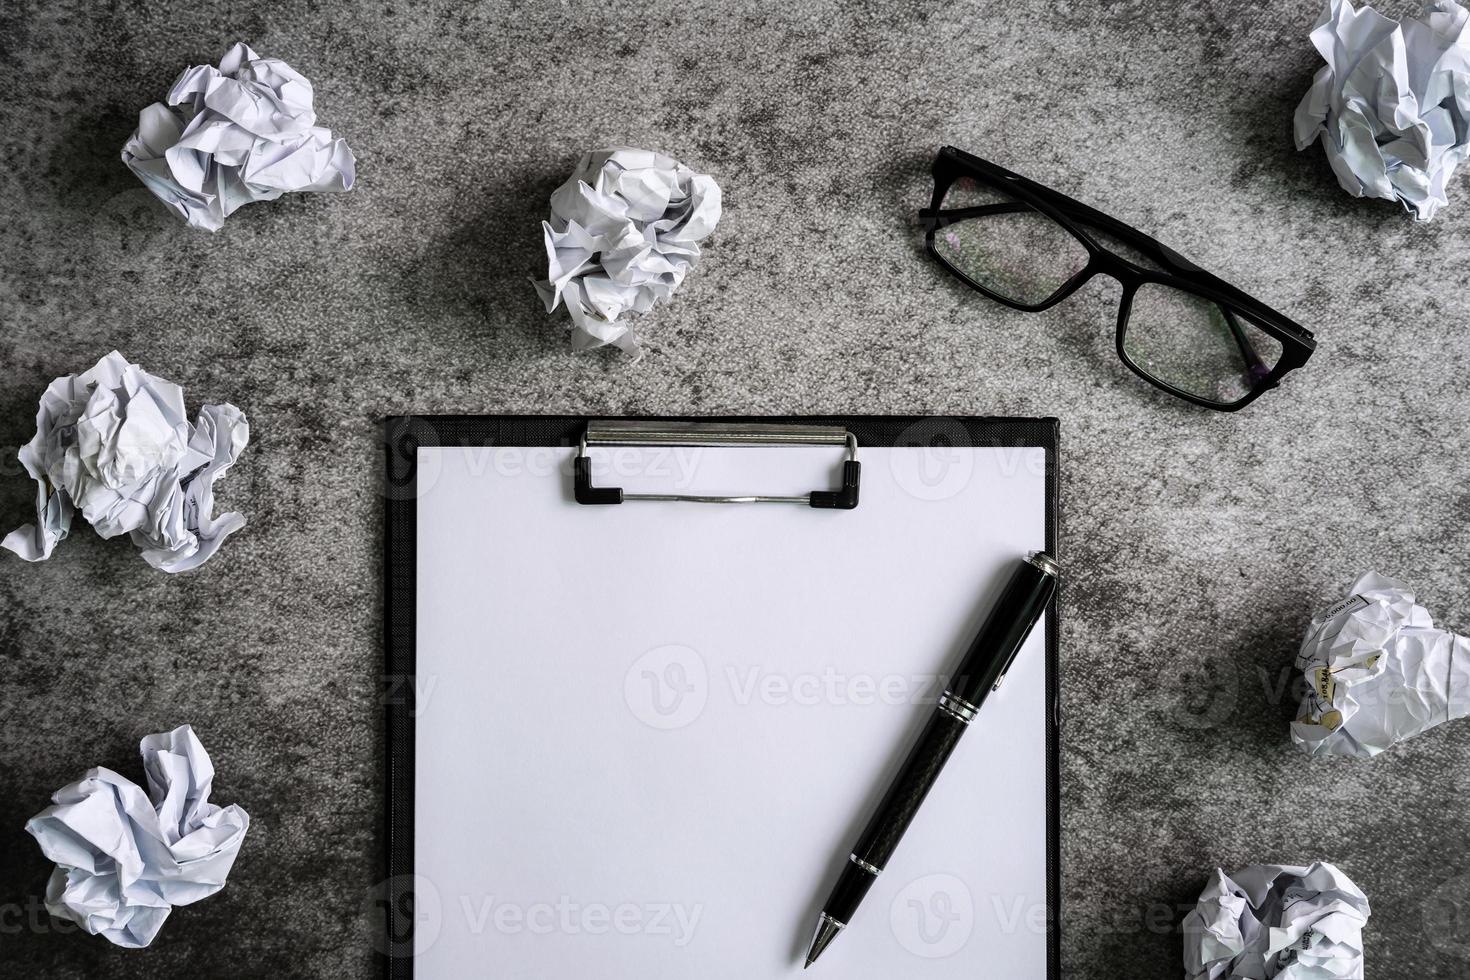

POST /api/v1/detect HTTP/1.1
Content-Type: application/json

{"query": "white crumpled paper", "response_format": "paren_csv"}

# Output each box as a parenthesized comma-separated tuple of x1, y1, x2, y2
(1183, 862, 1370, 980)
(533, 147, 722, 354)
(1294, 0, 1470, 220)
(122, 41, 356, 231)
(2, 351, 249, 572)
(1291, 570, 1470, 757)
(25, 725, 250, 948)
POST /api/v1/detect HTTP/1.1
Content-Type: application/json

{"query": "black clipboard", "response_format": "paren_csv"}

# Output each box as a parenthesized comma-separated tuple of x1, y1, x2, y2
(382, 415, 1060, 978)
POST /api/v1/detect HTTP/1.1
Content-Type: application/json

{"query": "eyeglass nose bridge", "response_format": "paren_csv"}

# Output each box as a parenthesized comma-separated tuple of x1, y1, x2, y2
(1086, 250, 1148, 289)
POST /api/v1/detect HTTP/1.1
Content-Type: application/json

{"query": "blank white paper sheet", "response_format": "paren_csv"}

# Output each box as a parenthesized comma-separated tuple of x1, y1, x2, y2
(412, 441, 1052, 978)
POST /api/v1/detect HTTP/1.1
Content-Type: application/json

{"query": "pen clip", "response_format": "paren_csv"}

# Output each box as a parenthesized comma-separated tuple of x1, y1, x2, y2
(993, 553, 1059, 692)
(992, 652, 1019, 692)
(993, 612, 1046, 692)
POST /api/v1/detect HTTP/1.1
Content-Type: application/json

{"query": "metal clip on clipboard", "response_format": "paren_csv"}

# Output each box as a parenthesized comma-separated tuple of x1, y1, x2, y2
(573, 421, 861, 508)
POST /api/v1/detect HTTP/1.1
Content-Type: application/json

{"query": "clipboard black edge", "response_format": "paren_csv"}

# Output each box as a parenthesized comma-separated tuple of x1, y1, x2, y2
(381, 415, 1061, 978)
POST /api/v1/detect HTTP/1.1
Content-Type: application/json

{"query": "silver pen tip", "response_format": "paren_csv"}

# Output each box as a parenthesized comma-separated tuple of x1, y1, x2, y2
(803, 912, 844, 968)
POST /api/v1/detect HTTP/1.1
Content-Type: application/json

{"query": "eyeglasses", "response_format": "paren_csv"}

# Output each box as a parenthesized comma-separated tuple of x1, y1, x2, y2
(919, 146, 1316, 411)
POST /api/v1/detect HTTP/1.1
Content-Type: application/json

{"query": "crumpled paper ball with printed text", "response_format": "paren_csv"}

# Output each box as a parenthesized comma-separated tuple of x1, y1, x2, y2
(1290, 570, 1470, 757)
(25, 726, 250, 949)
(533, 147, 722, 354)
(122, 41, 356, 231)
(1183, 862, 1370, 980)
(2, 351, 249, 572)
(1294, 0, 1470, 220)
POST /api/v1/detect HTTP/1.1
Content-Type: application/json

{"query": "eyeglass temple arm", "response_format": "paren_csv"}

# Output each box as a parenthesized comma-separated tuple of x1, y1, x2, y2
(1220, 307, 1272, 384)
(924, 204, 1271, 381)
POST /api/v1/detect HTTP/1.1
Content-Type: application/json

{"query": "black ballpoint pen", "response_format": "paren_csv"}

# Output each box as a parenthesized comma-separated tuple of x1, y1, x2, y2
(802, 551, 1060, 968)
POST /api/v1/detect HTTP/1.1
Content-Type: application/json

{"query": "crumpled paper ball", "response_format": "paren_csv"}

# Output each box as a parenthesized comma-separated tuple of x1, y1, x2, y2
(25, 725, 250, 949)
(1294, 0, 1470, 220)
(1290, 570, 1470, 757)
(1183, 862, 1370, 980)
(122, 41, 356, 231)
(2, 351, 249, 572)
(533, 147, 722, 354)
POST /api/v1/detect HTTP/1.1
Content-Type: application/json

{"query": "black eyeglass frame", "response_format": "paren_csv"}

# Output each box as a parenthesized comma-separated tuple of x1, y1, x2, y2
(920, 145, 1316, 411)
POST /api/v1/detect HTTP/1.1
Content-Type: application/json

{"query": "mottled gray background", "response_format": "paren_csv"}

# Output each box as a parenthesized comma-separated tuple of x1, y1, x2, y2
(2, 0, 1469, 977)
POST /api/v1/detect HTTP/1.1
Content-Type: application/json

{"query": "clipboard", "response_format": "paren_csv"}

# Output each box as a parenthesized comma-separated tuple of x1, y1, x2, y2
(382, 416, 1060, 978)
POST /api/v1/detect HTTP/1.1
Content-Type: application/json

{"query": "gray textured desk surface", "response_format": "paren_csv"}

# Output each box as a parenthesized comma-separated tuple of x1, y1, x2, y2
(2, 1, 1469, 977)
